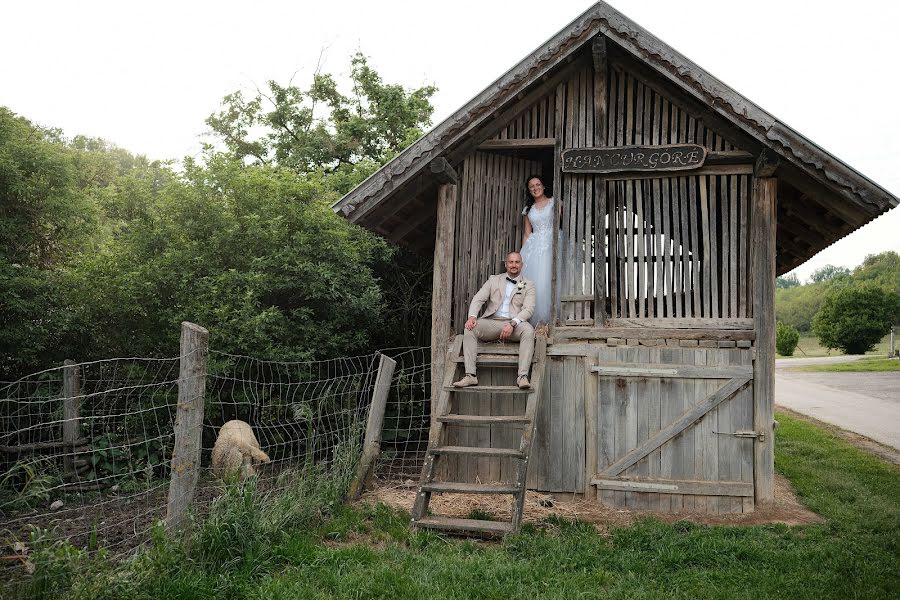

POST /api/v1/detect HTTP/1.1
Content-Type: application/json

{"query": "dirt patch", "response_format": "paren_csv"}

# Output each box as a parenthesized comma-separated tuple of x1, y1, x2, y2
(361, 473, 821, 532)
(778, 407, 900, 466)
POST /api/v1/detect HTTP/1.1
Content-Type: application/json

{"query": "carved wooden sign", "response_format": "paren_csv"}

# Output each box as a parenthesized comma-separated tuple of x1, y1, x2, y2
(561, 144, 707, 173)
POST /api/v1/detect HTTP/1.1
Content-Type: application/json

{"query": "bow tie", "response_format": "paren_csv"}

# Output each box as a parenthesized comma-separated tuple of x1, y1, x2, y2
(506, 277, 519, 284)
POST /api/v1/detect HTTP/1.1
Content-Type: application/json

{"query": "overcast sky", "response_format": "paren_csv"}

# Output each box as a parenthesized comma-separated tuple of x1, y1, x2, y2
(3, 0, 897, 281)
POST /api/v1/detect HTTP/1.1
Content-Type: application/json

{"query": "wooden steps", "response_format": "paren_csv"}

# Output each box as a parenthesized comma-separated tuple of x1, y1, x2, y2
(410, 334, 548, 537)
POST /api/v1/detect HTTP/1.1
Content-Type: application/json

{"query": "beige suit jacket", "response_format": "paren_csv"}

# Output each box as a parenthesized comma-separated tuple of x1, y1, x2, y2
(468, 273, 537, 323)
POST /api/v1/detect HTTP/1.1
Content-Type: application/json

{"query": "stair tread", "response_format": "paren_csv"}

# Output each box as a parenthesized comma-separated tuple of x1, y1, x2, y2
(422, 482, 521, 494)
(451, 355, 537, 364)
(414, 516, 513, 534)
(429, 445, 525, 458)
(438, 415, 530, 425)
(444, 385, 531, 393)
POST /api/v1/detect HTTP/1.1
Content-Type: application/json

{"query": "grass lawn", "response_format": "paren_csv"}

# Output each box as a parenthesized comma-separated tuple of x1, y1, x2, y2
(777, 333, 893, 359)
(786, 356, 900, 373)
(30, 411, 898, 600)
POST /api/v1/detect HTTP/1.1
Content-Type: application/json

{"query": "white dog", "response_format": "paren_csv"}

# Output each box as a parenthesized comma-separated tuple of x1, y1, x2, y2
(211, 420, 271, 480)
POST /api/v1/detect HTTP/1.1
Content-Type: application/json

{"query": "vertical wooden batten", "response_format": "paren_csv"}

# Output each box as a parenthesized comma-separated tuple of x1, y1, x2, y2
(592, 35, 609, 326)
(431, 181, 458, 422)
(751, 174, 777, 507)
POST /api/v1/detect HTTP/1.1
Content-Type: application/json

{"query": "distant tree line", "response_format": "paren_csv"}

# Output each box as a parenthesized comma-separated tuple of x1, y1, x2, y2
(775, 253, 900, 355)
(0, 54, 437, 381)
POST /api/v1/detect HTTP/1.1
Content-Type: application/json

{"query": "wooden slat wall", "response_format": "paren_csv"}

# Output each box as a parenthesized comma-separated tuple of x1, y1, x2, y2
(600, 175, 753, 319)
(593, 345, 754, 514)
(453, 152, 541, 330)
(491, 92, 558, 140)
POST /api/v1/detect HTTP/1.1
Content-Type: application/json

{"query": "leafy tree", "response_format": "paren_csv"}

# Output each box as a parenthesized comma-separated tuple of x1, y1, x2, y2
(776, 321, 800, 356)
(776, 273, 801, 289)
(206, 53, 436, 194)
(853, 251, 900, 296)
(810, 264, 851, 283)
(812, 284, 900, 354)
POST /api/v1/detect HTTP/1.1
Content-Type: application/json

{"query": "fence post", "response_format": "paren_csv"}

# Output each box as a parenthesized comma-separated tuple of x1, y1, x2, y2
(166, 322, 209, 531)
(348, 353, 397, 500)
(62, 359, 81, 474)
(891, 325, 895, 358)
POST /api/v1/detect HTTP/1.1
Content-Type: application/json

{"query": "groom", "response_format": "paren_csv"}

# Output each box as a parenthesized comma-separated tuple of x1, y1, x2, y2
(453, 252, 537, 390)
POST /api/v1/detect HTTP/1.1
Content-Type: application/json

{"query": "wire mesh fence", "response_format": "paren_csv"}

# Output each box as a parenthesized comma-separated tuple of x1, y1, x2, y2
(0, 342, 431, 592)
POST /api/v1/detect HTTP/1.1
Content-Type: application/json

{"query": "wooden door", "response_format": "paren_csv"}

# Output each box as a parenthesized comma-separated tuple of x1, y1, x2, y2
(591, 345, 755, 514)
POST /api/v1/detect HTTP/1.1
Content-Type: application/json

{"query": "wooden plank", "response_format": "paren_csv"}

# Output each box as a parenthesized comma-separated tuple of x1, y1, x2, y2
(680, 348, 696, 511)
(597, 345, 616, 506)
(549, 358, 565, 491)
(738, 348, 755, 513)
(439, 415, 529, 426)
(62, 360, 80, 474)
(729, 176, 738, 317)
(592, 477, 753, 497)
(584, 355, 598, 494)
(716, 349, 740, 514)
(659, 346, 683, 511)
(477, 138, 556, 149)
(693, 349, 709, 513)
(422, 482, 519, 494)
(699, 176, 711, 318)
(568, 356, 586, 493)
(652, 178, 664, 318)
(591, 363, 752, 378)
(622, 345, 638, 507)
(687, 176, 701, 317)
(739, 175, 750, 318)
(609, 182, 620, 317)
(415, 516, 512, 535)
(703, 350, 720, 513)
(633, 346, 651, 510)
(600, 375, 750, 478)
(626, 180, 635, 318)
(595, 179, 608, 325)
(553, 327, 755, 341)
(349, 354, 398, 499)
(431, 183, 458, 423)
(635, 177, 646, 318)
(752, 176, 777, 508)
(606, 318, 753, 330)
(430, 446, 525, 459)
(720, 176, 730, 319)
(709, 176, 720, 319)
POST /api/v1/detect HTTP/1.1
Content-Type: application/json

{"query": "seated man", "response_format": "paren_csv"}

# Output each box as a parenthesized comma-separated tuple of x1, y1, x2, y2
(453, 252, 536, 390)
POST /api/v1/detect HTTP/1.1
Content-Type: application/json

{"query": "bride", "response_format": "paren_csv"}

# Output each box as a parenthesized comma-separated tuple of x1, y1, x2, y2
(519, 175, 564, 325)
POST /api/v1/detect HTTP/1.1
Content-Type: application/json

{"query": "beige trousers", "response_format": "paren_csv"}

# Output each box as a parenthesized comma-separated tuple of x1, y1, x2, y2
(462, 317, 535, 377)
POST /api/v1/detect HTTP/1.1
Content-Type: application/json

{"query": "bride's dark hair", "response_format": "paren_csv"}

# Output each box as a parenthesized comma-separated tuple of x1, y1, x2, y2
(523, 174, 551, 214)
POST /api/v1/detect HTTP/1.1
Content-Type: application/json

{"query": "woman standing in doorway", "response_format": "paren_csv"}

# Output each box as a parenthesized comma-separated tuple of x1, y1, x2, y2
(519, 174, 564, 325)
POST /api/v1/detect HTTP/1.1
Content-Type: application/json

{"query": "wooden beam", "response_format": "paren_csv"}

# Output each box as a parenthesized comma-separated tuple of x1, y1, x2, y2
(430, 183, 458, 424)
(592, 476, 754, 497)
(754, 148, 781, 177)
(591, 362, 753, 379)
(429, 157, 458, 185)
(775, 224, 814, 258)
(477, 138, 556, 150)
(592, 34, 608, 72)
(553, 326, 755, 341)
(752, 176, 777, 508)
(707, 151, 754, 165)
(605, 318, 754, 330)
(777, 162, 871, 228)
(776, 208, 824, 247)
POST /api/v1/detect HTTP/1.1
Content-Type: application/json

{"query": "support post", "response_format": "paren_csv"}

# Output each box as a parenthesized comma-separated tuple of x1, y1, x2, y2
(890, 326, 895, 357)
(348, 353, 398, 500)
(166, 322, 209, 531)
(593, 34, 609, 326)
(62, 359, 81, 474)
(431, 182, 458, 423)
(751, 176, 777, 508)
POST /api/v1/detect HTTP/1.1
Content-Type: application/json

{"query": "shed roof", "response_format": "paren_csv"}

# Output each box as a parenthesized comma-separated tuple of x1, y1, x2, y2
(333, 1, 898, 274)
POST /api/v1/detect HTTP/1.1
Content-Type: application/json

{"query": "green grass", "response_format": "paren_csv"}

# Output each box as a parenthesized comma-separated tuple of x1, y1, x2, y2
(786, 356, 900, 373)
(16, 413, 900, 600)
(778, 333, 892, 358)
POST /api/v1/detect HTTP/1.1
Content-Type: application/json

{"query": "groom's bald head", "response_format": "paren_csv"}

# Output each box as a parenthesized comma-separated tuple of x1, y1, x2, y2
(505, 252, 523, 277)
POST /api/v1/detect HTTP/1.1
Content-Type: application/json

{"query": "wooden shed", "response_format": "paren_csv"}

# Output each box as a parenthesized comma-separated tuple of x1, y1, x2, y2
(334, 2, 898, 519)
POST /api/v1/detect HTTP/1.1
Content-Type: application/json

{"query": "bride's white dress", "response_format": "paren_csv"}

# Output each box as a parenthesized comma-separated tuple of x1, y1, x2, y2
(519, 198, 564, 325)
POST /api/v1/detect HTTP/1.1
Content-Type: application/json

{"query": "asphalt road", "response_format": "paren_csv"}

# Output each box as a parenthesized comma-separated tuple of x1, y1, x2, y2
(774, 356, 900, 450)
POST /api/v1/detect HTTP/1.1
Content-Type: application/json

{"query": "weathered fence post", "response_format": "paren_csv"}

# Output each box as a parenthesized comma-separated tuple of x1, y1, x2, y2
(166, 322, 209, 530)
(348, 352, 397, 500)
(890, 325, 895, 357)
(62, 359, 81, 474)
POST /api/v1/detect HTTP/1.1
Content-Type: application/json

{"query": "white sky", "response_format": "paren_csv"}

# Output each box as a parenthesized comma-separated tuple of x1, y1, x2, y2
(3, 0, 897, 281)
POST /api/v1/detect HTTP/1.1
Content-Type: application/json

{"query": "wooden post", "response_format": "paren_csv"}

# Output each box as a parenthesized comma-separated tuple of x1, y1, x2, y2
(431, 182, 458, 422)
(751, 176, 777, 508)
(592, 35, 609, 326)
(166, 322, 209, 531)
(348, 353, 398, 500)
(62, 359, 80, 474)
(890, 326, 895, 357)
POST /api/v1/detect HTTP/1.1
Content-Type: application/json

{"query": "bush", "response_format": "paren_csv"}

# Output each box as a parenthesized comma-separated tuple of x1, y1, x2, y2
(812, 284, 900, 355)
(776, 321, 800, 356)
